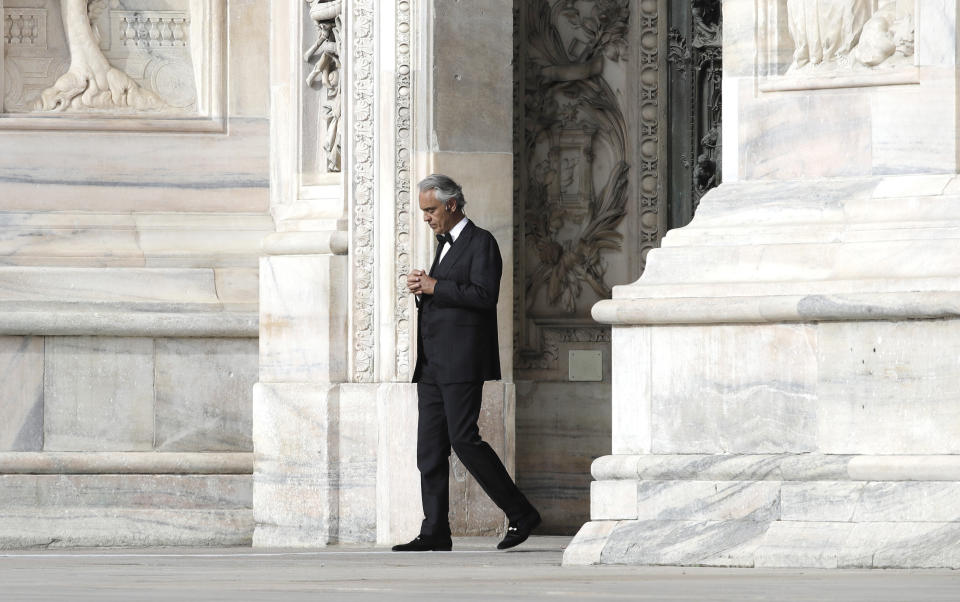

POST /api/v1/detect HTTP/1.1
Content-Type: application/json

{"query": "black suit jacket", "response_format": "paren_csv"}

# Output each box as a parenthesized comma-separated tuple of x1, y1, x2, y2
(412, 220, 502, 384)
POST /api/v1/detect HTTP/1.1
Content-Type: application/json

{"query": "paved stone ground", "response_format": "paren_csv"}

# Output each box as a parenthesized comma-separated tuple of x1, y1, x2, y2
(1, 536, 959, 601)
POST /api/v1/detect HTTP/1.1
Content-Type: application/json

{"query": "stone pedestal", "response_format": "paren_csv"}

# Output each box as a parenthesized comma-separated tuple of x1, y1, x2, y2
(566, 1, 960, 568)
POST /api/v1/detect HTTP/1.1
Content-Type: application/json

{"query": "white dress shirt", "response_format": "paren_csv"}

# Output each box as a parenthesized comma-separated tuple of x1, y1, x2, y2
(439, 217, 469, 264)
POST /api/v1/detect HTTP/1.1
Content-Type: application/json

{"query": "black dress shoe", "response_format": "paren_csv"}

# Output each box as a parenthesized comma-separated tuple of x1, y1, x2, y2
(392, 534, 453, 552)
(497, 510, 542, 550)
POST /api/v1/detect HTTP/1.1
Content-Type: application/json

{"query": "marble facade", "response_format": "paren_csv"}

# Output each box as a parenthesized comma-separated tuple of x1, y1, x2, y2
(0, 0, 521, 549)
(5, 0, 952, 563)
(250, 0, 517, 547)
(0, 0, 267, 547)
(566, 0, 960, 568)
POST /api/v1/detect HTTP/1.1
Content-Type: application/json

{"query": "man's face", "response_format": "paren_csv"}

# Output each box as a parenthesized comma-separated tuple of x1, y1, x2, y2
(419, 189, 458, 234)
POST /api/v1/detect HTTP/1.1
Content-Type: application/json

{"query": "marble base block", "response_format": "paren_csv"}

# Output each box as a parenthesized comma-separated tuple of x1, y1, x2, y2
(253, 381, 514, 547)
(568, 455, 960, 568)
(573, 176, 960, 568)
(0, 473, 252, 548)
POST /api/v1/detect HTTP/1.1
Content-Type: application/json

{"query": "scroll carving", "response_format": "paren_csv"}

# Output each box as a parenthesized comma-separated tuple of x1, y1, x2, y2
(304, 0, 343, 173)
(786, 0, 914, 74)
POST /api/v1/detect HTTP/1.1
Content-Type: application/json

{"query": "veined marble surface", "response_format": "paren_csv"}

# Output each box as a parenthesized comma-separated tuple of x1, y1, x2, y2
(258, 255, 348, 384)
(0, 474, 252, 548)
(253, 381, 514, 547)
(0, 337, 43, 451)
(0, 119, 269, 214)
(155, 338, 257, 451)
(0, 212, 274, 268)
(0, 508, 253, 549)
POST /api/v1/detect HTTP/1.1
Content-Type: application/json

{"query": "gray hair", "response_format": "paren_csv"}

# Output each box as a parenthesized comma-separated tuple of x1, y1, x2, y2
(418, 174, 466, 211)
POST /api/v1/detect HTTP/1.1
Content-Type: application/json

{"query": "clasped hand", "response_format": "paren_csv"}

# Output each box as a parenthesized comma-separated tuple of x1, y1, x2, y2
(407, 269, 436, 295)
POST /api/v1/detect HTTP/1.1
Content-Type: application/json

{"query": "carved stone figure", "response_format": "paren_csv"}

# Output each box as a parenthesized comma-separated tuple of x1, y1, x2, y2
(855, 1, 914, 67)
(786, 0, 872, 71)
(304, 0, 343, 173)
(694, 127, 720, 195)
(35, 0, 165, 111)
(786, 0, 915, 73)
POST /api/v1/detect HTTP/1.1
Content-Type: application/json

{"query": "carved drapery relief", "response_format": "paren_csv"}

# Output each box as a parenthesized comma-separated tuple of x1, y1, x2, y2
(350, 0, 376, 383)
(304, 0, 342, 173)
(786, 0, 914, 74)
(3, 0, 212, 117)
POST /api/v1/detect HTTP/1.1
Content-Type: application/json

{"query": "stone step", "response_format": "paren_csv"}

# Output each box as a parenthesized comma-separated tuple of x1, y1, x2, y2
(0, 266, 256, 310)
(0, 266, 258, 336)
(565, 519, 960, 569)
(591, 479, 960, 523)
(0, 474, 251, 509)
(0, 508, 253, 549)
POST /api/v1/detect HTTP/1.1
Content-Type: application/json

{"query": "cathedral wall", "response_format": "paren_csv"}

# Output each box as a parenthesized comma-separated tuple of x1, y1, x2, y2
(0, 0, 270, 546)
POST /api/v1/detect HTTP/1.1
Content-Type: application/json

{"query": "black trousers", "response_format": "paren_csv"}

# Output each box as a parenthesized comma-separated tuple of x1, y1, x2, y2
(416, 380, 533, 537)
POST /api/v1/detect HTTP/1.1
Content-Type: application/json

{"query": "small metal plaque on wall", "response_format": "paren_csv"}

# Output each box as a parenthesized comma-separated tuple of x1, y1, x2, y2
(568, 350, 603, 382)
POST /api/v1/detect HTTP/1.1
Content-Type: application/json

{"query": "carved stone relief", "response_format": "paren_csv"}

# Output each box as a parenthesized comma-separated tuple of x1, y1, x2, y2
(515, 0, 640, 371)
(786, 0, 914, 74)
(634, 0, 663, 272)
(349, 0, 376, 383)
(520, 0, 630, 316)
(667, 0, 721, 227)
(2, 0, 213, 115)
(518, 323, 610, 373)
(393, 0, 412, 381)
(303, 0, 342, 173)
(515, 1, 722, 371)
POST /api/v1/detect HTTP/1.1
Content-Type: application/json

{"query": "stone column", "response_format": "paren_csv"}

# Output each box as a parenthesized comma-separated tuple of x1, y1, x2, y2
(254, 0, 515, 546)
(566, 1, 960, 568)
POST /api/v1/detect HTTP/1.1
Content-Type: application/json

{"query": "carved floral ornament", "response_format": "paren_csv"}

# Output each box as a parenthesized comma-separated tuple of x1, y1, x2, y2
(522, 0, 630, 314)
(786, 0, 915, 74)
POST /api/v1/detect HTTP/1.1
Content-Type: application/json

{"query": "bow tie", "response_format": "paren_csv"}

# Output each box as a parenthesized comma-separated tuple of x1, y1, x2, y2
(436, 232, 453, 245)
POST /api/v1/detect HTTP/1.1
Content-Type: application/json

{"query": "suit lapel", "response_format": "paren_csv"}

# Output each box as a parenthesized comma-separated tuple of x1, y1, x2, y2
(434, 220, 475, 278)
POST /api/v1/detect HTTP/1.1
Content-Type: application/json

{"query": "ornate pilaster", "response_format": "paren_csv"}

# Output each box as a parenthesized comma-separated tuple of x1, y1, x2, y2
(347, 0, 376, 383)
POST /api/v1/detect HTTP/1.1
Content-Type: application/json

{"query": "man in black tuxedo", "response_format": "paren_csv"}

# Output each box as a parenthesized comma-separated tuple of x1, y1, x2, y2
(393, 174, 540, 552)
